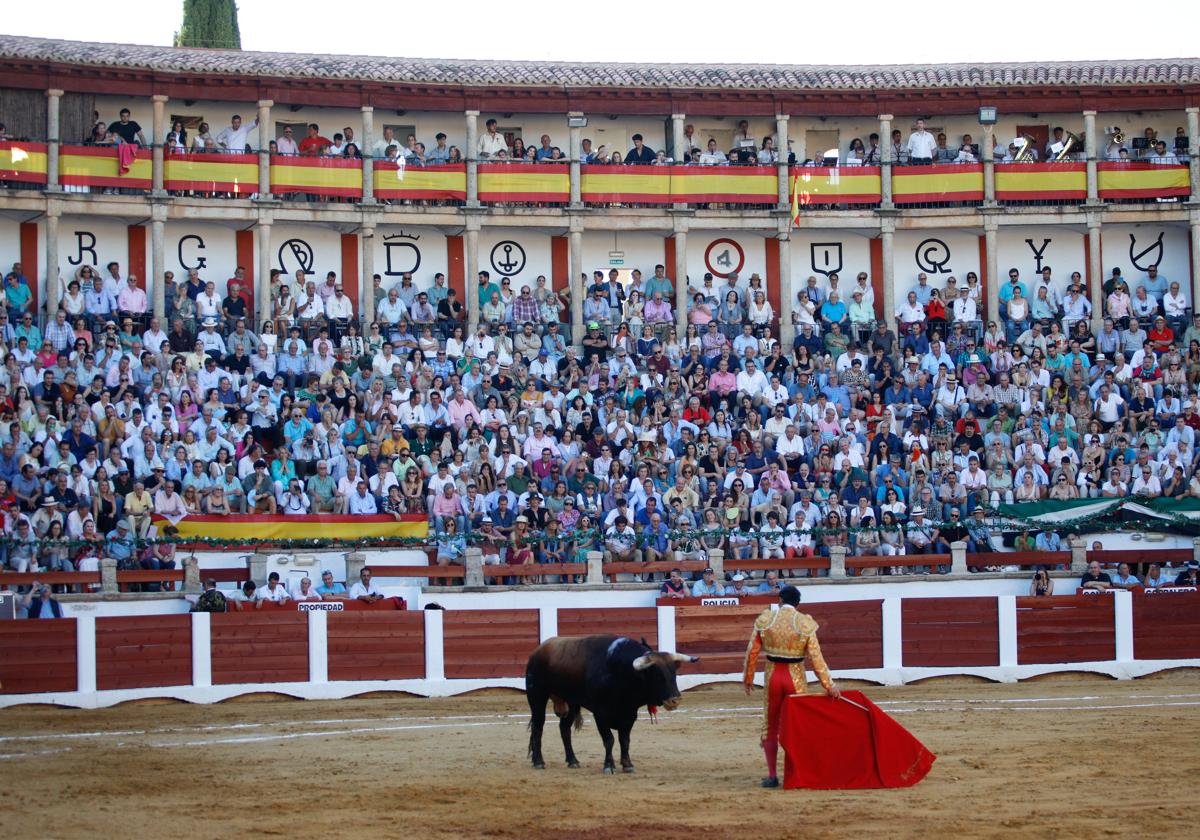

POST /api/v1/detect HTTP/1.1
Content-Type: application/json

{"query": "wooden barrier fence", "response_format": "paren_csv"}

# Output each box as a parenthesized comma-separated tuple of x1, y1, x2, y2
(2, 592, 1198, 706)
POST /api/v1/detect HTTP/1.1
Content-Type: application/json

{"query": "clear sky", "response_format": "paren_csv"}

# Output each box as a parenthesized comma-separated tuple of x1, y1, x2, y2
(4, 0, 1194, 65)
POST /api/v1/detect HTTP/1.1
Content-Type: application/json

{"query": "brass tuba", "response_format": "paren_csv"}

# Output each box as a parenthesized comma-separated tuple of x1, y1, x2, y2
(1013, 134, 1038, 162)
(1053, 131, 1081, 161)
(1109, 126, 1125, 145)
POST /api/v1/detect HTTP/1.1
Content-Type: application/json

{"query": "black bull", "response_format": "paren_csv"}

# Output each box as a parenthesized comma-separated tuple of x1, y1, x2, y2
(525, 635, 698, 773)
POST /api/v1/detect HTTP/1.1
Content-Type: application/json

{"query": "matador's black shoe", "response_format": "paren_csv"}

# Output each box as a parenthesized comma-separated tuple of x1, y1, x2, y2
(760, 777, 780, 788)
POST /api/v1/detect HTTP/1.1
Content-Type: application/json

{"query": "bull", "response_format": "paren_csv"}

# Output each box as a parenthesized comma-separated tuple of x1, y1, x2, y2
(525, 634, 698, 773)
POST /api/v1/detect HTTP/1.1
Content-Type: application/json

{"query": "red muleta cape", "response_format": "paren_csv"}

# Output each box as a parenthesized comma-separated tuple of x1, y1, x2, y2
(778, 690, 936, 789)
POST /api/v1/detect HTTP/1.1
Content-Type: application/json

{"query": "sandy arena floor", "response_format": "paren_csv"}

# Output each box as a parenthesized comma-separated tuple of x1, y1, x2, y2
(2, 673, 1198, 839)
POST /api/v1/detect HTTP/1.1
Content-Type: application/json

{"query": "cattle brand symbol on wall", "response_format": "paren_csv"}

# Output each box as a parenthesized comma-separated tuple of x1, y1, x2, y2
(490, 240, 526, 276)
(178, 234, 207, 270)
(704, 238, 745, 278)
(914, 238, 951, 274)
(1129, 232, 1165, 271)
(383, 232, 422, 276)
(279, 238, 315, 275)
(810, 242, 843, 277)
(1025, 238, 1051, 273)
(68, 231, 98, 266)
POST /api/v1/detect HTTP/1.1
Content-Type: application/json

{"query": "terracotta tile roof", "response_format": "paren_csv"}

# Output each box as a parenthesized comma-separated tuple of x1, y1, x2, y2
(2, 34, 1198, 91)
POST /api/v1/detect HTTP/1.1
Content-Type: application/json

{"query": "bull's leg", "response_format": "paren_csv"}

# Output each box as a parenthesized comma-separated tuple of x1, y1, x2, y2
(617, 719, 636, 773)
(560, 704, 581, 768)
(594, 714, 617, 774)
(527, 686, 548, 769)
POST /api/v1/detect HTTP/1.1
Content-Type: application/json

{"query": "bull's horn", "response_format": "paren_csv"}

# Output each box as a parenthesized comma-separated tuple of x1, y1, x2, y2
(632, 655, 653, 671)
(672, 653, 699, 664)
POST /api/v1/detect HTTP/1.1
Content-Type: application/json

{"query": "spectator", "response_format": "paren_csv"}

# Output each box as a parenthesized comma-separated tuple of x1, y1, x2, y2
(1080, 560, 1112, 591)
(349, 566, 385, 603)
(691, 566, 726, 597)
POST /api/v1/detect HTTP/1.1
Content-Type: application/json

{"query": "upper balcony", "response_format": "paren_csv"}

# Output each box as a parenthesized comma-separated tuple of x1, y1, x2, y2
(0, 33, 1196, 216)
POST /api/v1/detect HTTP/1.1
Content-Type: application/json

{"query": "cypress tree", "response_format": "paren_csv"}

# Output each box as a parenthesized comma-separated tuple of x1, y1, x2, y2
(175, 0, 242, 50)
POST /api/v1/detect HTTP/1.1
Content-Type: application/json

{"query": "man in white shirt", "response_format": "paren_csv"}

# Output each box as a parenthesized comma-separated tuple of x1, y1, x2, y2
(275, 126, 299, 155)
(952, 285, 978, 326)
(477, 118, 507, 159)
(1164, 281, 1189, 335)
(216, 114, 258, 153)
(905, 118, 938, 164)
(735, 359, 767, 402)
(259, 572, 291, 603)
(698, 139, 728, 165)
(1093, 384, 1125, 428)
(348, 567, 385, 603)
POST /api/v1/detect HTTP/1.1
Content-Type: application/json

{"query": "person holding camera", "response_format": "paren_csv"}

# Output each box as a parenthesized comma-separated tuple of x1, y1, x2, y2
(21, 583, 63, 619)
(1029, 567, 1054, 597)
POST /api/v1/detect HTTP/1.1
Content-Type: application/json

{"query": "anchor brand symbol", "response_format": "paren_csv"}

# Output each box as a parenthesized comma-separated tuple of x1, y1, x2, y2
(490, 240, 526, 276)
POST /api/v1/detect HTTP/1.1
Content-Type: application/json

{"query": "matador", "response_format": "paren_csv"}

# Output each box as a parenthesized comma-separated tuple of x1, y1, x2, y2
(742, 585, 840, 787)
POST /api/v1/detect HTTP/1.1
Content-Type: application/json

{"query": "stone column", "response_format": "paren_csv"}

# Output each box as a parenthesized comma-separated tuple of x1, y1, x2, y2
(828, 545, 847, 579)
(569, 226, 584, 343)
(879, 114, 894, 209)
(568, 111, 583, 208)
(585, 550, 604, 585)
(880, 218, 896, 334)
(950, 541, 969, 575)
(1188, 107, 1200, 202)
(100, 558, 118, 595)
(464, 547, 485, 588)
(465, 222, 480, 332)
(706, 548, 724, 580)
(671, 113, 686, 210)
(257, 221, 272, 324)
(984, 218, 999, 323)
(345, 552, 367, 584)
(1189, 210, 1200, 314)
(45, 204, 60, 315)
(361, 225, 376, 324)
(1069, 536, 1088, 574)
(46, 88, 63, 191)
(673, 228, 688, 336)
(151, 94, 168, 195)
(775, 113, 790, 211)
(779, 231, 795, 348)
(465, 110, 480, 208)
(981, 122, 996, 205)
(1087, 211, 1104, 328)
(361, 105, 375, 204)
(1083, 110, 1099, 204)
(151, 212, 166, 318)
(257, 99, 273, 199)
(182, 555, 202, 594)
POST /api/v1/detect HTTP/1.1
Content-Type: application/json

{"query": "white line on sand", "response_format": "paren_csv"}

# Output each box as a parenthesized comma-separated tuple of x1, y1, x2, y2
(6, 692, 1200, 747)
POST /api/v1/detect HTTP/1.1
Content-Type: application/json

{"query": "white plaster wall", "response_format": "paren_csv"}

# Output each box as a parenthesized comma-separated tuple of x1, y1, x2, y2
(995, 227, 1087, 298)
(477, 227, 553, 285)
(580, 231, 666, 278)
(685, 232, 768, 284)
(893, 230, 982, 300)
(0, 219, 21, 275)
(269, 224, 343, 284)
(788, 230, 874, 291)
(1101, 222, 1192, 302)
(59, 214, 129, 281)
(164, 221, 239, 285)
(370, 225, 449, 291)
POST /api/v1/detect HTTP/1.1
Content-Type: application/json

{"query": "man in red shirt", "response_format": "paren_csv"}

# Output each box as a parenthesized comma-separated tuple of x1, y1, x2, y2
(1147, 316, 1174, 354)
(298, 123, 332, 155)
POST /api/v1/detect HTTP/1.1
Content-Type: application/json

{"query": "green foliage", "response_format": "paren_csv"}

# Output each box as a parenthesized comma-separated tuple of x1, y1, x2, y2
(175, 0, 242, 50)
